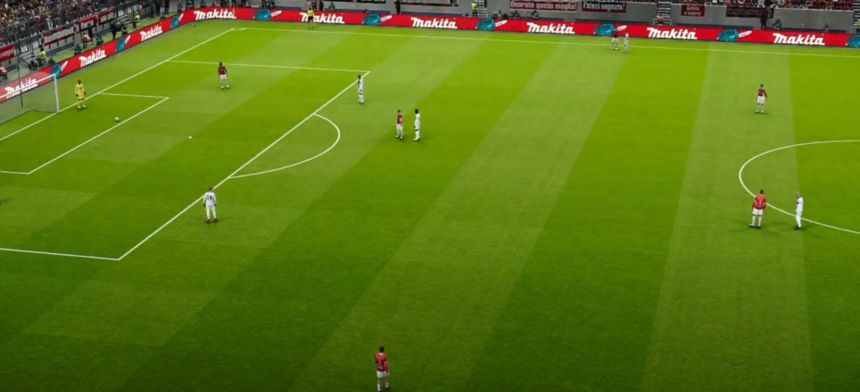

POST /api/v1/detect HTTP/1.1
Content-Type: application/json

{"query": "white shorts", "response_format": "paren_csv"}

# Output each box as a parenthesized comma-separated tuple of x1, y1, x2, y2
(206, 203, 216, 211)
(396, 124, 403, 131)
(220, 74, 227, 81)
(757, 96, 765, 104)
(796, 209, 803, 216)
(358, 88, 363, 95)
(377, 371, 389, 379)
(752, 208, 764, 216)
(612, 37, 618, 43)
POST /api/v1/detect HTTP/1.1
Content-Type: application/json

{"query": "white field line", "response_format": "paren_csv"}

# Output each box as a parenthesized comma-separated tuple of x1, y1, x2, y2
(0, 247, 119, 261)
(231, 113, 341, 179)
(169, 59, 369, 73)
(0, 28, 233, 146)
(116, 71, 370, 260)
(0, 95, 168, 176)
(240, 27, 860, 60)
(25, 97, 169, 174)
(100, 92, 170, 99)
(738, 139, 860, 235)
(0, 29, 235, 261)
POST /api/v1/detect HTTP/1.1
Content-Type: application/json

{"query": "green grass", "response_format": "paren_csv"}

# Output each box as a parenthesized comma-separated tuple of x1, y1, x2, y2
(1, 20, 860, 392)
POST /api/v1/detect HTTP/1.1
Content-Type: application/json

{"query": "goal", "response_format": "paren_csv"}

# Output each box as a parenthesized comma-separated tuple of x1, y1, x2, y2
(0, 70, 60, 125)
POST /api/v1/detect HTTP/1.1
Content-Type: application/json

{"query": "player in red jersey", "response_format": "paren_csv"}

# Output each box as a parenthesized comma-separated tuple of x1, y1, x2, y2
(610, 29, 619, 51)
(396, 110, 404, 140)
(375, 346, 389, 391)
(218, 62, 230, 90)
(755, 84, 767, 114)
(750, 189, 767, 228)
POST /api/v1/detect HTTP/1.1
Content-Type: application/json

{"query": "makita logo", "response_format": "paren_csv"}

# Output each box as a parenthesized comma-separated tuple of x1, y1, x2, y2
(79, 49, 106, 67)
(301, 13, 344, 24)
(193, 9, 236, 20)
(773, 33, 824, 46)
(527, 22, 574, 35)
(411, 17, 457, 29)
(647, 27, 697, 40)
(3, 77, 40, 99)
(140, 25, 164, 42)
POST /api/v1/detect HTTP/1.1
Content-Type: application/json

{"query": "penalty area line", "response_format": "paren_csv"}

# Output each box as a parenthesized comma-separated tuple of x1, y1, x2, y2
(116, 71, 370, 261)
(168, 60, 370, 73)
(0, 27, 233, 146)
(0, 247, 120, 261)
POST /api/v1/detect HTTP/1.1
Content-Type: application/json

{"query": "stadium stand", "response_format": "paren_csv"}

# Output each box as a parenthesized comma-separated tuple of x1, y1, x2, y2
(674, 0, 851, 10)
(0, 0, 111, 45)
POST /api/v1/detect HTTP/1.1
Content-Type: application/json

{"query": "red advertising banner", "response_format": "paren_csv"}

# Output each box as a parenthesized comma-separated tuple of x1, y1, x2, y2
(681, 3, 705, 17)
(53, 17, 175, 79)
(0, 44, 16, 63)
(510, 0, 578, 11)
(11, 6, 857, 91)
(0, 69, 54, 103)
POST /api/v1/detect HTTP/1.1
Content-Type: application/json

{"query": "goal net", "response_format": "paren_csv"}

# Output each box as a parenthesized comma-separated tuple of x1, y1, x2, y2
(0, 70, 59, 125)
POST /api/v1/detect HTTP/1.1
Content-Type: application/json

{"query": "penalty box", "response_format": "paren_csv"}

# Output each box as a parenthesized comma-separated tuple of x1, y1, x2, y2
(0, 93, 169, 175)
(0, 65, 366, 261)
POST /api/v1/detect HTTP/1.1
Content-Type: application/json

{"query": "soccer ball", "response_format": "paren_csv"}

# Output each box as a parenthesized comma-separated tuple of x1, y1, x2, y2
(115, 117, 120, 122)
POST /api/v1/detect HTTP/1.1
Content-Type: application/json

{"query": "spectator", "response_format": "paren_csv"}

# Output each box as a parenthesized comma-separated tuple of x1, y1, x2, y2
(38, 46, 45, 66)
(773, 17, 782, 30)
(759, 9, 767, 29)
(395, 0, 401, 14)
(0, 66, 7, 81)
(110, 20, 117, 40)
(471, 1, 477, 17)
(531, 9, 538, 19)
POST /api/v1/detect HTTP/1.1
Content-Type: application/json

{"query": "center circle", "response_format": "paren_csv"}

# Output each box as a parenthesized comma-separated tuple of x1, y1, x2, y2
(738, 140, 860, 235)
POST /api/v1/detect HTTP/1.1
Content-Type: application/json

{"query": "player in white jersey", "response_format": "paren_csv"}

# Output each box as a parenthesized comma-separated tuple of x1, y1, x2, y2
(413, 109, 421, 141)
(624, 33, 629, 54)
(204, 187, 218, 224)
(357, 75, 364, 104)
(795, 192, 804, 230)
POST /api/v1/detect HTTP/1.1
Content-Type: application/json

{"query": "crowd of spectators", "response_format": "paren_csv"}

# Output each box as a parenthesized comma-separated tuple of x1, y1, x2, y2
(676, 0, 851, 10)
(0, 0, 113, 45)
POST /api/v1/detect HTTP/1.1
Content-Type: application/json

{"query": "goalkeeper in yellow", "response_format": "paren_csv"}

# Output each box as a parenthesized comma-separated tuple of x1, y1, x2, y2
(75, 80, 86, 109)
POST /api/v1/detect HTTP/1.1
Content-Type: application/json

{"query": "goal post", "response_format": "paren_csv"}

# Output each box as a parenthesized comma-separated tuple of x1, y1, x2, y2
(0, 70, 60, 125)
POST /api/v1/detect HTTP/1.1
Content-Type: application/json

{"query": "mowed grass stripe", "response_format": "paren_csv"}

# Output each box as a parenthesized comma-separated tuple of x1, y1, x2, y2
(466, 49, 708, 392)
(0, 27, 250, 355)
(112, 37, 483, 392)
(642, 52, 812, 392)
(789, 55, 860, 392)
(0, 32, 371, 392)
(286, 44, 625, 392)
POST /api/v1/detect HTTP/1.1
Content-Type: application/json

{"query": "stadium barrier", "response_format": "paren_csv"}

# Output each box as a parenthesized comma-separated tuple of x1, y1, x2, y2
(3, 6, 854, 97)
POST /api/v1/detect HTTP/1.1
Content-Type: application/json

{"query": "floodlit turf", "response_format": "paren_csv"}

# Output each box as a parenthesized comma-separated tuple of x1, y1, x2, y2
(1, 19, 860, 392)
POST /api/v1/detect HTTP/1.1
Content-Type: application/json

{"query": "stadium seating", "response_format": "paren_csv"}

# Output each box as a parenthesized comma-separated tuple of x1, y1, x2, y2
(675, 0, 851, 10)
(0, 0, 110, 44)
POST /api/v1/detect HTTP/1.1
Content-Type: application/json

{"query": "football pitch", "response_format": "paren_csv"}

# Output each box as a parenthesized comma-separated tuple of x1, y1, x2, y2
(1, 20, 860, 392)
